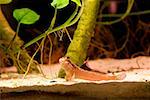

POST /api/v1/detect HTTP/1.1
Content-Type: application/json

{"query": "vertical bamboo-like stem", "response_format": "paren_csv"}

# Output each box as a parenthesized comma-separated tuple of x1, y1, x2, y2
(59, 0, 100, 77)
(66, 0, 100, 66)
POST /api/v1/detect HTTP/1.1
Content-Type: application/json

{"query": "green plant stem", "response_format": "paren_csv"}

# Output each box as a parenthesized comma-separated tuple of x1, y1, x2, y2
(23, 2, 84, 48)
(66, 4, 83, 27)
(58, 0, 100, 77)
(65, 0, 100, 66)
(23, 41, 41, 78)
(100, 10, 150, 18)
(65, 6, 79, 24)
(49, 7, 57, 30)
(17, 51, 26, 72)
(64, 28, 72, 41)
(97, 0, 134, 25)
(40, 6, 58, 64)
(7, 22, 21, 49)
(47, 35, 53, 64)
(40, 37, 46, 64)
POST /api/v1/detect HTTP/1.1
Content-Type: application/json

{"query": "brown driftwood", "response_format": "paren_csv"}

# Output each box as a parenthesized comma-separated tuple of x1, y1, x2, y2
(0, 6, 22, 45)
(0, 6, 38, 73)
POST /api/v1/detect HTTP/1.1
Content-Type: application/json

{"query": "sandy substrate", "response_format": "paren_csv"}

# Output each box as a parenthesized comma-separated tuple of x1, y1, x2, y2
(0, 56, 150, 98)
(0, 69, 150, 91)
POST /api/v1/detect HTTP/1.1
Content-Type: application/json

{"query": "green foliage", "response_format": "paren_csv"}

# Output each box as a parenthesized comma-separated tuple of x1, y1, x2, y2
(51, 0, 81, 9)
(24, 0, 83, 48)
(13, 8, 40, 24)
(71, 0, 81, 6)
(0, 0, 12, 4)
(7, 8, 40, 50)
(51, 0, 69, 9)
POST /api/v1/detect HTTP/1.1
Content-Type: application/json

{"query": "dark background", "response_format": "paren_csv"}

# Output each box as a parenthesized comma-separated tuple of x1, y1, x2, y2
(1, 0, 150, 63)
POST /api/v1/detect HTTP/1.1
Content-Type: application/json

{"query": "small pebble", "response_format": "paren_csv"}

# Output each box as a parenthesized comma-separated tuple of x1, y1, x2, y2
(49, 80, 56, 83)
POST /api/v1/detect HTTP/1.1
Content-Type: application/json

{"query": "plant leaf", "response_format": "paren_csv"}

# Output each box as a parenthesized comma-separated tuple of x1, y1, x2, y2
(51, 0, 69, 9)
(71, 0, 81, 6)
(13, 8, 40, 24)
(0, 0, 12, 4)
